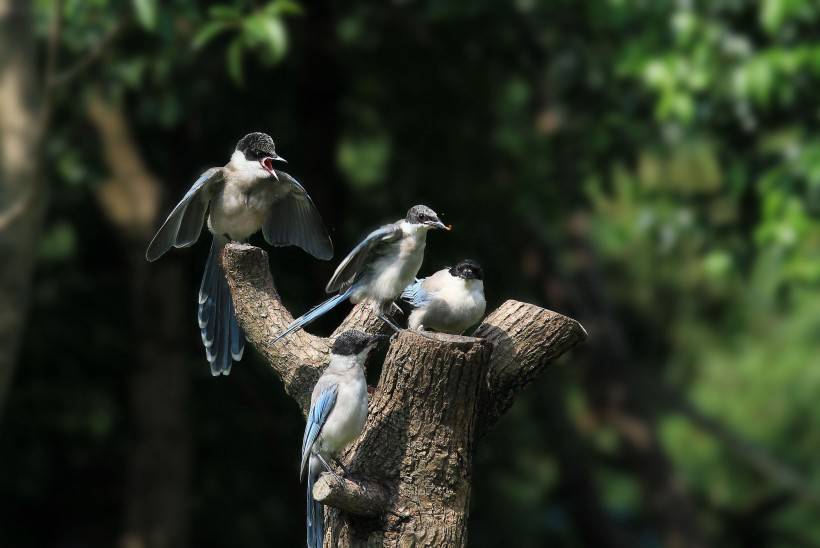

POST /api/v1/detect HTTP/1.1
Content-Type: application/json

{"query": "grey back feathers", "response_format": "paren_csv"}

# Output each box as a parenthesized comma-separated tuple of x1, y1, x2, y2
(324, 224, 403, 294)
(323, 204, 443, 294)
(262, 170, 333, 260)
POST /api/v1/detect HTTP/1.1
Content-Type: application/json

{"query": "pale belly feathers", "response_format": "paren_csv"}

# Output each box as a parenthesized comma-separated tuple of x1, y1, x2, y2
(316, 375, 368, 456)
(409, 278, 486, 333)
(352, 232, 426, 305)
(208, 174, 283, 241)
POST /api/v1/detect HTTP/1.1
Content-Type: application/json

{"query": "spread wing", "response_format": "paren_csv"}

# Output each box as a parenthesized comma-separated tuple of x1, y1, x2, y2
(300, 384, 339, 480)
(325, 224, 402, 293)
(145, 167, 223, 261)
(263, 170, 334, 260)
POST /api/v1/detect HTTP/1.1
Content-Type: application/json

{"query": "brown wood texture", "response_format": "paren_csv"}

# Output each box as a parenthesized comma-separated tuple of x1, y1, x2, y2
(223, 242, 586, 547)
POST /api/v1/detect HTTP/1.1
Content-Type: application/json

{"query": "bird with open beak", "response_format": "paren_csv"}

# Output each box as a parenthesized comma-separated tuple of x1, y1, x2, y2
(145, 132, 333, 375)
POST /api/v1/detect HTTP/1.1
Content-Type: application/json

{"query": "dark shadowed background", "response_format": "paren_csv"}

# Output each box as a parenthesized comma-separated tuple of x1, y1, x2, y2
(1, 1, 819, 547)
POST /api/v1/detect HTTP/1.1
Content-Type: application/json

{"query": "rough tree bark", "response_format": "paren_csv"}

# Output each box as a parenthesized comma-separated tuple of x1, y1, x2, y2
(222, 243, 586, 547)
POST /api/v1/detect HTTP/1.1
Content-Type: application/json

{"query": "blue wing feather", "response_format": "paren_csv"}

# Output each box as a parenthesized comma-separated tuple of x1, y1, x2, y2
(198, 236, 244, 375)
(400, 278, 431, 309)
(273, 286, 354, 343)
(300, 384, 339, 479)
(306, 457, 324, 548)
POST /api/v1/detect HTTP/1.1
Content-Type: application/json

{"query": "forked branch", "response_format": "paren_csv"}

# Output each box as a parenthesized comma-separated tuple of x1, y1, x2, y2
(221, 242, 586, 542)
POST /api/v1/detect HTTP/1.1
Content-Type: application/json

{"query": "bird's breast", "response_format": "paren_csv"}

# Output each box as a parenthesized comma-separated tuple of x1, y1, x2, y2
(364, 243, 425, 302)
(317, 376, 368, 455)
(423, 282, 486, 333)
(208, 182, 273, 240)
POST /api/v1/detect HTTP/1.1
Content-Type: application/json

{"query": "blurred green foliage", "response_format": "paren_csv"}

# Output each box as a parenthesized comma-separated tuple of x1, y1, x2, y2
(2, 0, 820, 547)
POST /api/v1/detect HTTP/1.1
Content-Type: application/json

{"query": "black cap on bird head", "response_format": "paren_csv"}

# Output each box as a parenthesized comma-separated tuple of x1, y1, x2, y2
(405, 205, 451, 231)
(236, 132, 286, 177)
(331, 330, 381, 356)
(449, 259, 483, 280)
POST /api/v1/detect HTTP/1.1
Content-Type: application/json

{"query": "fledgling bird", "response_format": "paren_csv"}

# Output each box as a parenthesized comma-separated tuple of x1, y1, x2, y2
(145, 132, 333, 375)
(301, 330, 378, 548)
(400, 259, 486, 334)
(273, 205, 450, 341)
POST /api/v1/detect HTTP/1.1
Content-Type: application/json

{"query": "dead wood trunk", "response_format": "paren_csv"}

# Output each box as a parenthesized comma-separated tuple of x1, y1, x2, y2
(222, 243, 586, 547)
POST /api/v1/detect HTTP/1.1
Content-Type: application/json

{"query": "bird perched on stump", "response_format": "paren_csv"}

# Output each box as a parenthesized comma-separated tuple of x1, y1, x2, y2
(145, 132, 333, 375)
(302, 330, 379, 548)
(400, 259, 486, 334)
(274, 205, 450, 341)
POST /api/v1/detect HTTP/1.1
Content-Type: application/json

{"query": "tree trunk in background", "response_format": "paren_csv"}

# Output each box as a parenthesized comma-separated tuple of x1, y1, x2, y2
(0, 0, 46, 423)
(221, 243, 587, 547)
(86, 93, 192, 548)
(121, 253, 191, 548)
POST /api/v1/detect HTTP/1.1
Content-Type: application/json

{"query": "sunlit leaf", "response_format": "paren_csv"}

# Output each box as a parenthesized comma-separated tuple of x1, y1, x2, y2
(264, 0, 303, 16)
(193, 21, 231, 49)
(132, 0, 157, 30)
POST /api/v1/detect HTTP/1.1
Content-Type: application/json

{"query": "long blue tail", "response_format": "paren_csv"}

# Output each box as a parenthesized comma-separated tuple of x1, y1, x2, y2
(198, 236, 244, 375)
(273, 287, 353, 343)
(306, 457, 324, 548)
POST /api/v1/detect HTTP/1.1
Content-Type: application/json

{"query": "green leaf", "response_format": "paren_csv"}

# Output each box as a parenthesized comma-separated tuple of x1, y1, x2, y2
(259, 17, 287, 62)
(242, 15, 270, 45)
(761, 0, 811, 34)
(264, 0, 303, 16)
(132, 0, 157, 30)
(193, 21, 230, 49)
(226, 39, 244, 85)
(209, 5, 242, 20)
(242, 15, 287, 64)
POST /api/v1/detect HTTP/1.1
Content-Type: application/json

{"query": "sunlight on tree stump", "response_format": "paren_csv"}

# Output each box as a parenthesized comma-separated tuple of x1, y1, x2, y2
(223, 242, 586, 547)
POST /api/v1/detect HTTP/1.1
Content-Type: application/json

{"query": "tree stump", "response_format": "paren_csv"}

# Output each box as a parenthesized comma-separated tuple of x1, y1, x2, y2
(223, 243, 587, 547)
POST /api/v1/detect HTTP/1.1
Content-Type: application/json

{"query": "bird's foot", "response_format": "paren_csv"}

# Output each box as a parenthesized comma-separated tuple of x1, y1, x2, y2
(377, 312, 404, 333)
(316, 453, 344, 482)
(389, 302, 404, 317)
(333, 458, 351, 476)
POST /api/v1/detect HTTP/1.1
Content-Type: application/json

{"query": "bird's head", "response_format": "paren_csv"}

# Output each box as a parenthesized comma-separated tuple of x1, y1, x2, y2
(449, 259, 483, 281)
(405, 205, 450, 231)
(331, 330, 383, 363)
(235, 132, 287, 180)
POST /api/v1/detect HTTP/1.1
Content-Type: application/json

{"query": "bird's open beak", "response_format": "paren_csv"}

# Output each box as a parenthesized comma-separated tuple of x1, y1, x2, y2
(432, 220, 451, 231)
(260, 157, 280, 180)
